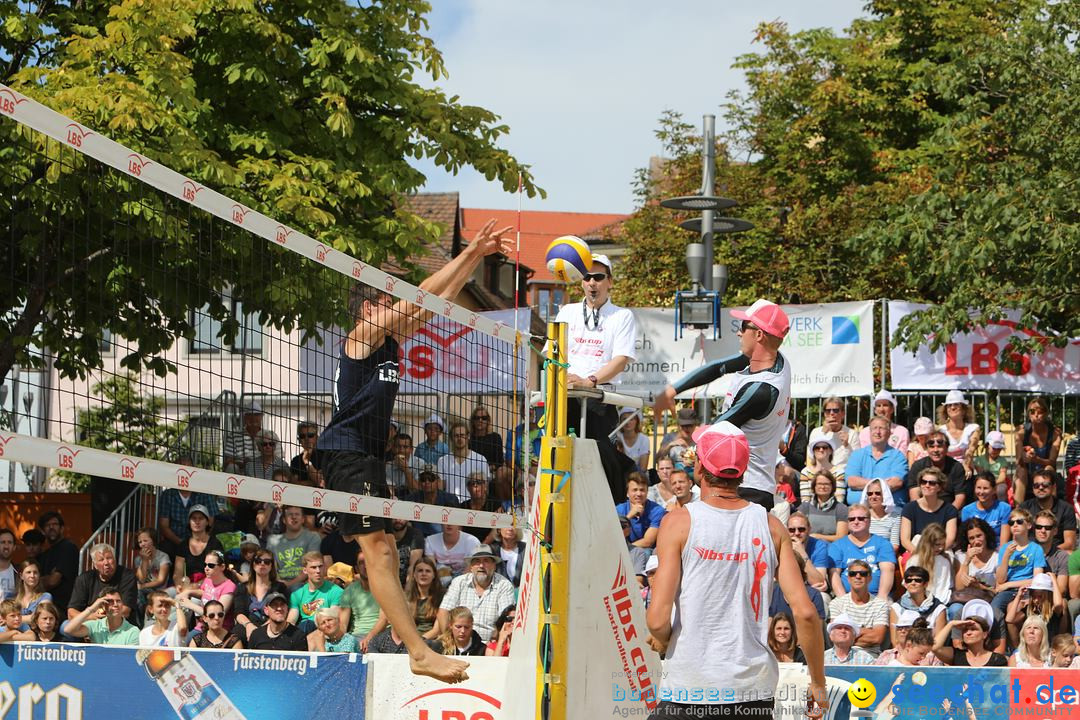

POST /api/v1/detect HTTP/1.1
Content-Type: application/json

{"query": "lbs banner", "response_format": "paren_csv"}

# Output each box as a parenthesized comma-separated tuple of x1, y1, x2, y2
(623, 302, 875, 399)
(889, 300, 1080, 393)
(299, 309, 530, 396)
(1, 643, 365, 719)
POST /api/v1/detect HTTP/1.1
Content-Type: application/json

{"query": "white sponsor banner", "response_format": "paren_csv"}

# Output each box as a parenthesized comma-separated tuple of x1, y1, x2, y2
(299, 308, 530, 396)
(888, 301, 1080, 393)
(398, 308, 529, 395)
(624, 302, 875, 399)
(366, 654, 509, 719)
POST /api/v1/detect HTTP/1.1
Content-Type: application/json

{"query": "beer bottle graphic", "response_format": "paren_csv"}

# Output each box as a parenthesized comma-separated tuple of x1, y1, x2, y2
(137, 648, 247, 720)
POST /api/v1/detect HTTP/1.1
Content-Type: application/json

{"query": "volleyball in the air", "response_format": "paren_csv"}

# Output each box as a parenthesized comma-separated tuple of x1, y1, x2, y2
(545, 235, 593, 283)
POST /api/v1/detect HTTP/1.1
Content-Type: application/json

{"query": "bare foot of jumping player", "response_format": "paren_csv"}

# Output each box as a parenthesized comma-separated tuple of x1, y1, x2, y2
(410, 647, 470, 684)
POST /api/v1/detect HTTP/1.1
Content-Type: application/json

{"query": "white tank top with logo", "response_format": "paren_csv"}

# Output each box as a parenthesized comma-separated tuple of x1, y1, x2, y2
(660, 501, 777, 705)
(720, 353, 791, 495)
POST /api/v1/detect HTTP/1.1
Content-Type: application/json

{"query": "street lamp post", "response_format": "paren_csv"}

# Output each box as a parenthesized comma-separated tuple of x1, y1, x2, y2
(660, 115, 755, 422)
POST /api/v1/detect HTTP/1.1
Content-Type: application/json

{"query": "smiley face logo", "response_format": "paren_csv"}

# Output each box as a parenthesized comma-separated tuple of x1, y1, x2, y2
(848, 678, 876, 709)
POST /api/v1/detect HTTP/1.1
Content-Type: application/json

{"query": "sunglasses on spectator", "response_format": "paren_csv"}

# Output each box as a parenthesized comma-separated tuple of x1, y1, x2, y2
(866, 491, 883, 497)
(1008, 519, 1027, 525)
(260, 441, 276, 447)
(740, 320, 761, 333)
(254, 558, 273, 565)
(1035, 524, 1056, 531)
(204, 562, 219, 569)
(298, 432, 317, 439)
(926, 440, 947, 447)
(919, 479, 941, 486)
(848, 516, 868, 522)
(823, 407, 842, 414)
(904, 576, 926, 583)
(204, 612, 224, 619)
(1033, 483, 1053, 490)
(582, 272, 608, 282)
(847, 570, 870, 578)
(787, 526, 808, 533)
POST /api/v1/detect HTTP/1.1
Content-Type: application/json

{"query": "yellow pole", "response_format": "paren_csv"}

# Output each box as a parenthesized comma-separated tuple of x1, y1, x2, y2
(536, 321, 571, 720)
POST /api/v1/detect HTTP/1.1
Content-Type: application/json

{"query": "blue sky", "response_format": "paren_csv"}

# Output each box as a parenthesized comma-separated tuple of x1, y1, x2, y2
(416, 1, 868, 214)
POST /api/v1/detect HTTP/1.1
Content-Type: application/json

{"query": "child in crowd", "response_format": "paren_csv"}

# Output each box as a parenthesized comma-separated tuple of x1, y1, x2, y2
(0, 599, 23, 640)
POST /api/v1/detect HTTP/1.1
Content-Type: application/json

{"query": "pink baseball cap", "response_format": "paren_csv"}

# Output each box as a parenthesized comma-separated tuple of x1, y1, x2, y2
(731, 299, 790, 338)
(691, 421, 750, 478)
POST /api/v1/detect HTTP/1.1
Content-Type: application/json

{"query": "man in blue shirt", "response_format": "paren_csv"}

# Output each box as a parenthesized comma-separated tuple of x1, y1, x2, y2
(827, 504, 897, 601)
(615, 473, 666, 549)
(845, 417, 909, 506)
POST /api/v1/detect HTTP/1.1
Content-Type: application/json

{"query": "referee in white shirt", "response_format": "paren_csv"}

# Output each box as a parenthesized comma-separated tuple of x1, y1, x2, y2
(553, 254, 638, 502)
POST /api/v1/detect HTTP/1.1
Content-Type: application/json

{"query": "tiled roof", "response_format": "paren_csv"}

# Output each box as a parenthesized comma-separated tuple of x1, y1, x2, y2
(461, 208, 630, 283)
(400, 192, 460, 274)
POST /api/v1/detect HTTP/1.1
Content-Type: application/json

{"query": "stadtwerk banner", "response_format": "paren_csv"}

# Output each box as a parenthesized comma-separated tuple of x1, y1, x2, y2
(889, 300, 1080, 394)
(622, 301, 876, 400)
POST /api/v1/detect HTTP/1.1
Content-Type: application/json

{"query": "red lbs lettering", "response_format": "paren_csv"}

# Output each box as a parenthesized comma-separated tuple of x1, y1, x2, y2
(1, 97, 15, 114)
(406, 345, 436, 380)
(612, 587, 637, 641)
(418, 712, 494, 720)
(67, 129, 83, 147)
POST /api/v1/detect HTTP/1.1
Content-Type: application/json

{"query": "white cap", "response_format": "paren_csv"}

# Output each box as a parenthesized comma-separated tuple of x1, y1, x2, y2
(895, 609, 921, 628)
(945, 390, 968, 406)
(811, 436, 838, 452)
(961, 599, 994, 629)
(243, 400, 262, 414)
(423, 413, 445, 431)
(827, 613, 861, 637)
(874, 389, 897, 409)
(1030, 574, 1055, 592)
(644, 555, 659, 576)
(592, 254, 613, 273)
(986, 430, 1006, 449)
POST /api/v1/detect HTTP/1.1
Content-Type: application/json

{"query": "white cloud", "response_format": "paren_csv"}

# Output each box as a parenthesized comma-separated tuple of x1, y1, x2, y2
(416, 0, 866, 213)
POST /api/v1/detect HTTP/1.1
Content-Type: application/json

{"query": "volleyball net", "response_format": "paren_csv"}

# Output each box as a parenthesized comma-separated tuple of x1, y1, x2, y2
(0, 84, 533, 531)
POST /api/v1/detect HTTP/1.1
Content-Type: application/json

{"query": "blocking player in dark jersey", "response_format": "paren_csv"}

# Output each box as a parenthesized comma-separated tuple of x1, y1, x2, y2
(654, 299, 792, 510)
(316, 219, 512, 684)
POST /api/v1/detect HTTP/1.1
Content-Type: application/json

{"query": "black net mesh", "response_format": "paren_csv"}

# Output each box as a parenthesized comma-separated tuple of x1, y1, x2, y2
(0, 95, 532, 532)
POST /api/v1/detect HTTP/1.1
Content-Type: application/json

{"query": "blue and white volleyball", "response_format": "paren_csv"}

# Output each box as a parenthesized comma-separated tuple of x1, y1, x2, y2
(545, 235, 592, 283)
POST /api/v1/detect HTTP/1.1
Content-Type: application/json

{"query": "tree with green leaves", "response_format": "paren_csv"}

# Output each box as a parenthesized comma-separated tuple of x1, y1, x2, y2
(616, 0, 1078, 363)
(0, 0, 540, 383)
(57, 374, 186, 492)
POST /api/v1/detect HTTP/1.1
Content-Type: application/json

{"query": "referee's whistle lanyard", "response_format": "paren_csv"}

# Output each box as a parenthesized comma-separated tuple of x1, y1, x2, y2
(582, 298, 605, 331)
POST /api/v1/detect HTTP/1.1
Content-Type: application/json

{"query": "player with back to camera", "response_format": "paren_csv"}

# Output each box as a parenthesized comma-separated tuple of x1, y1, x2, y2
(646, 421, 826, 719)
(315, 219, 512, 684)
(654, 299, 792, 510)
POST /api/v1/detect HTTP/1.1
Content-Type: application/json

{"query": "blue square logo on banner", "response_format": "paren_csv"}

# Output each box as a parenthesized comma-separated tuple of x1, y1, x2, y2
(832, 315, 860, 345)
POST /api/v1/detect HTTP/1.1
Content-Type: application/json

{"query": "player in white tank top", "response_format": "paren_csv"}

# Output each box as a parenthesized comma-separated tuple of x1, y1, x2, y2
(653, 299, 793, 508)
(645, 422, 826, 719)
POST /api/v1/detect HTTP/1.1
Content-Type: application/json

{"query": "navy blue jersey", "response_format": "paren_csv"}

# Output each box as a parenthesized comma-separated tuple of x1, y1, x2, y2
(318, 336, 400, 456)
